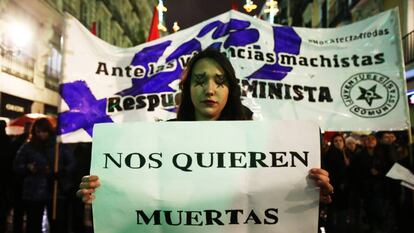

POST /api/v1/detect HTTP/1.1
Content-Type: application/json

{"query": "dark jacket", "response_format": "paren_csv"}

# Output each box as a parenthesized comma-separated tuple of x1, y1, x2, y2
(353, 147, 386, 199)
(13, 140, 75, 201)
(323, 147, 350, 209)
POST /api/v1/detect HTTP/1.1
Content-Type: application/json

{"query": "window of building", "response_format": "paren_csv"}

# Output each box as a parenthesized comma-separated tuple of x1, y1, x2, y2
(45, 46, 62, 92)
(97, 2, 111, 42)
(44, 104, 58, 116)
(0, 35, 35, 82)
(80, 1, 89, 26)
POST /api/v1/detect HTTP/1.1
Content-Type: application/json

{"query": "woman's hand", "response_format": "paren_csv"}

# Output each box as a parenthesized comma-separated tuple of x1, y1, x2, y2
(309, 168, 333, 204)
(76, 175, 101, 204)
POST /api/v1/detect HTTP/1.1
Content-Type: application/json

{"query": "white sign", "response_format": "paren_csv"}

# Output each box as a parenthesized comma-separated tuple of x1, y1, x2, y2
(91, 120, 321, 233)
(386, 162, 414, 190)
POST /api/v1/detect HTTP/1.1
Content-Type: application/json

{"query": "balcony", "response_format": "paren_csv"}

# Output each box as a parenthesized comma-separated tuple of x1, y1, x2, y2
(0, 47, 35, 82)
(403, 30, 414, 65)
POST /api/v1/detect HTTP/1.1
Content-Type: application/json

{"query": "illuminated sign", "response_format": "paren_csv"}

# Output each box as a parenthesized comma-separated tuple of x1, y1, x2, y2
(5, 103, 24, 113)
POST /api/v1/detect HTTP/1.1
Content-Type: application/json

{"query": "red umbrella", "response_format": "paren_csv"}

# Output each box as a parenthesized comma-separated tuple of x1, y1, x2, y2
(7, 113, 57, 135)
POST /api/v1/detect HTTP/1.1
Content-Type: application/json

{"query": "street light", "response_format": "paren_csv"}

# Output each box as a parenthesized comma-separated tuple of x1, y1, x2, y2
(1, 20, 32, 55)
(264, 0, 279, 24)
(172, 22, 180, 32)
(7, 21, 32, 48)
(157, 0, 168, 32)
(243, 0, 257, 13)
(0, 19, 34, 83)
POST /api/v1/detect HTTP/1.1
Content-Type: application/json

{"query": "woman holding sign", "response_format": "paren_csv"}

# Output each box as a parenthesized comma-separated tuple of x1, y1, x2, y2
(77, 49, 333, 204)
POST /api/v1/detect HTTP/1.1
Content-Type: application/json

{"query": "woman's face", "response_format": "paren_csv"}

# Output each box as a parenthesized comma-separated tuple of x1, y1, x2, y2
(190, 58, 229, 120)
(346, 140, 356, 152)
(366, 135, 377, 148)
(35, 127, 49, 141)
(333, 136, 344, 150)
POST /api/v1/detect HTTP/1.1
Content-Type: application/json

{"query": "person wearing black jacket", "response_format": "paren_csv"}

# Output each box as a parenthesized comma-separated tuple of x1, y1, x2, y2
(0, 120, 13, 233)
(323, 133, 351, 233)
(13, 118, 75, 233)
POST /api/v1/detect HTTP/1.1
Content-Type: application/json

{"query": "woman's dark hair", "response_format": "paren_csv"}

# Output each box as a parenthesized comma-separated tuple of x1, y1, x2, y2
(329, 133, 345, 150)
(177, 49, 250, 121)
(29, 118, 55, 146)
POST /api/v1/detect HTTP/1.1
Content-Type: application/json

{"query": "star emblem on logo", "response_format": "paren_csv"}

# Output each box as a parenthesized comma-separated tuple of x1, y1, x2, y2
(356, 85, 382, 106)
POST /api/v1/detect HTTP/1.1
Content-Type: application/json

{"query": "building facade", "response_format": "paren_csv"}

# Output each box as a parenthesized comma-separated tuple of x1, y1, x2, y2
(0, 0, 156, 124)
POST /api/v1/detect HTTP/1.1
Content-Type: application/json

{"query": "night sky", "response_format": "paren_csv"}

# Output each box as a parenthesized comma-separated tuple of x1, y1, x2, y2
(164, 0, 267, 32)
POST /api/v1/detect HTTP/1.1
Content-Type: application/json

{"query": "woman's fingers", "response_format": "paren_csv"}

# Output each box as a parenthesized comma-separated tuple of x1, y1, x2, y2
(309, 168, 330, 182)
(79, 180, 101, 189)
(319, 182, 333, 204)
(77, 187, 97, 204)
(77, 175, 100, 204)
(77, 188, 95, 196)
(309, 168, 334, 204)
(320, 193, 332, 204)
(309, 169, 334, 194)
(79, 176, 101, 189)
(317, 180, 334, 195)
(82, 175, 99, 182)
(82, 193, 96, 204)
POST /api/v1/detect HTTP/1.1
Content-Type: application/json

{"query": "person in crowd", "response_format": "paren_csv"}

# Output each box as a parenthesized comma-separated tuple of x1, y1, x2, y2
(378, 132, 399, 160)
(13, 118, 75, 233)
(344, 136, 364, 232)
(10, 122, 32, 233)
(398, 134, 414, 233)
(353, 134, 387, 233)
(0, 120, 13, 233)
(76, 49, 334, 206)
(376, 132, 401, 233)
(322, 133, 351, 233)
(359, 134, 368, 150)
(345, 136, 361, 156)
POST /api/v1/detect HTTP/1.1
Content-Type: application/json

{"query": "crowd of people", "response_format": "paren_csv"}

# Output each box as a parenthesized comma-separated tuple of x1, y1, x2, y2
(2, 120, 413, 233)
(320, 131, 414, 233)
(0, 119, 93, 233)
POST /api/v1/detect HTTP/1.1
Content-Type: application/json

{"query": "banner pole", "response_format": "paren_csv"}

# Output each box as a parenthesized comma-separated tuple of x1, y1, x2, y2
(52, 13, 66, 221)
(409, 127, 414, 211)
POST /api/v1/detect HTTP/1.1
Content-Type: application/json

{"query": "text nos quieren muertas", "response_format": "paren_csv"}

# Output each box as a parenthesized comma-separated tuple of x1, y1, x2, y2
(102, 150, 311, 226)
